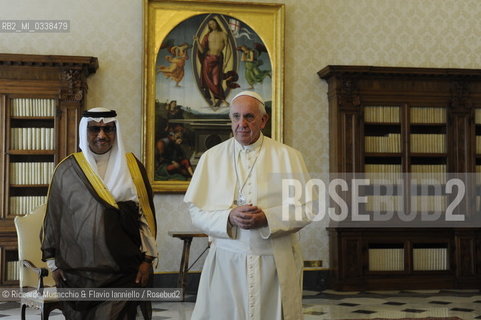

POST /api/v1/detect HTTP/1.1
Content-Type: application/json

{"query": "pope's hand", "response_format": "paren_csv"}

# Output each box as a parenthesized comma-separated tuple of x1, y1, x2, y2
(229, 205, 267, 229)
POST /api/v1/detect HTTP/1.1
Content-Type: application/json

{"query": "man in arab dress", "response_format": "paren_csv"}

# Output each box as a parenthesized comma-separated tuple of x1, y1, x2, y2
(41, 107, 157, 320)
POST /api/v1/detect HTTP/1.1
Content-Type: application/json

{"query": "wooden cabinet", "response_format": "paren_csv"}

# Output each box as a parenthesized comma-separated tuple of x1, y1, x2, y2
(0, 53, 98, 285)
(318, 65, 481, 290)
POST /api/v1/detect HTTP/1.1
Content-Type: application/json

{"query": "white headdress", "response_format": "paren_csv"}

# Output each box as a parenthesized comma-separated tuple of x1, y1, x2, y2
(79, 107, 137, 202)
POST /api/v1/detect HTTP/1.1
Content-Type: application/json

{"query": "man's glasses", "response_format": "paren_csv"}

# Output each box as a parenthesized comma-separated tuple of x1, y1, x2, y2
(87, 125, 116, 134)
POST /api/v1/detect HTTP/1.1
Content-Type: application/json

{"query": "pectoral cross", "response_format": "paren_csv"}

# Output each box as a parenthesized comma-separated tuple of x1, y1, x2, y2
(237, 193, 247, 206)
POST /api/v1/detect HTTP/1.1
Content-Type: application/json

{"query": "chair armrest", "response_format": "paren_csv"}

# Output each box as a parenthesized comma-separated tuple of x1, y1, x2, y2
(22, 260, 49, 277)
(21, 259, 49, 292)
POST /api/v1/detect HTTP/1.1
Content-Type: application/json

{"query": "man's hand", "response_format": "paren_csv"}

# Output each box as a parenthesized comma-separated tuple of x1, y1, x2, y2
(51, 269, 66, 287)
(135, 262, 152, 287)
(229, 204, 268, 230)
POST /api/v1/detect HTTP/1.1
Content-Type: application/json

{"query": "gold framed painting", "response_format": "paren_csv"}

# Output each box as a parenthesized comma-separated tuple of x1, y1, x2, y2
(143, 0, 284, 192)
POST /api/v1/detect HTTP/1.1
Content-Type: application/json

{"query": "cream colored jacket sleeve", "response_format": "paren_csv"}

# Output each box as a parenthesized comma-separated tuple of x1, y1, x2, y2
(139, 209, 158, 258)
(189, 204, 236, 239)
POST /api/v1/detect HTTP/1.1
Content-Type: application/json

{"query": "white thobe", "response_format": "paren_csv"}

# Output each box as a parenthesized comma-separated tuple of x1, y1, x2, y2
(93, 151, 158, 258)
(185, 135, 312, 320)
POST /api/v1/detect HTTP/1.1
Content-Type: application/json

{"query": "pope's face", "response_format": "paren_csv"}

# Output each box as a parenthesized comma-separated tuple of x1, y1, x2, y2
(230, 96, 268, 146)
(87, 120, 116, 154)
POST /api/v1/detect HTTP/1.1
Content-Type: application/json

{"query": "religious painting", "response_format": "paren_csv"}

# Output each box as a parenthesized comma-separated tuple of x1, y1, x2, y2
(143, 0, 284, 192)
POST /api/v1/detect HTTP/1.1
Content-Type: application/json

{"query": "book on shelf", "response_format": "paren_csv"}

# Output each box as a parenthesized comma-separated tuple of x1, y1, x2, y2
(365, 133, 401, 153)
(365, 195, 403, 212)
(365, 195, 448, 213)
(476, 136, 481, 154)
(10, 98, 56, 117)
(475, 109, 481, 124)
(364, 106, 400, 123)
(10, 128, 55, 150)
(40, 127, 46, 150)
(27, 127, 32, 150)
(368, 248, 404, 271)
(9, 196, 47, 216)
(410, 195, 447, 212)
(410, 134, 446, 153)
(364, 164, 402, 174)
(364, 164, 402, 183)
(9, 162, 54, 185)
(21, 128, 27, 150)
(410, 165, 447, 183)
(410, 107, 446, 124)
(413, 248, 448, 271)
(6, 260, 19, 281)
(476, 166, 481, 184)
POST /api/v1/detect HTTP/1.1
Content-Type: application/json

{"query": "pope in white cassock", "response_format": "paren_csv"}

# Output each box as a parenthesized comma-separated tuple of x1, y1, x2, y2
(184, 91, 312, 320)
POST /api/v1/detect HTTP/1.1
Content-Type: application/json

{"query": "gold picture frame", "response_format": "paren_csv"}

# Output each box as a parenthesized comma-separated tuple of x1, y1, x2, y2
(143, 0, 284, 192)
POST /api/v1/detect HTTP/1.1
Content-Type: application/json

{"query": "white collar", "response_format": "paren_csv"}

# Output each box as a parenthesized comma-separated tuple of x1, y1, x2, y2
(92, 149, 111, 162)
(234, 133, 264, 154)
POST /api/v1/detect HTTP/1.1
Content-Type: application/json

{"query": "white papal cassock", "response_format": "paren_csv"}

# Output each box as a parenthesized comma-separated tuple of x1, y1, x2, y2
(184, 134, 311, 320)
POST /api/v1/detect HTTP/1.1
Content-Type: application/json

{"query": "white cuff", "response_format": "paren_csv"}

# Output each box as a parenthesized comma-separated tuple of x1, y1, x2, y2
(46, 259, 57, 272)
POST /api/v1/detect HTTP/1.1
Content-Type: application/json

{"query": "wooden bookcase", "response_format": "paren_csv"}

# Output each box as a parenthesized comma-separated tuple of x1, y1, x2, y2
(318, 65, 481, 290)
(0, 53, 98, 286)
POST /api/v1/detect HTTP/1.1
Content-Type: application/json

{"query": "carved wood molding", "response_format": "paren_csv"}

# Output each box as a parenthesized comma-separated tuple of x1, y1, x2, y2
(0, 53, 98, 73)
(449, 80, 471, 112)
(60, 69, 86, 102)
(318, 65, 481, 79)
(0, 53, 98, 84)
(338, 77, 361, 110)
(0, 53, 98, 103)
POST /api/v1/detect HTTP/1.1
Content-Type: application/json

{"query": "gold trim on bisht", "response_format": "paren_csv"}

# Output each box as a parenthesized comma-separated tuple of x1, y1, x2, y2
(126, 153, 157, 237)
(73, 152, 119, 209)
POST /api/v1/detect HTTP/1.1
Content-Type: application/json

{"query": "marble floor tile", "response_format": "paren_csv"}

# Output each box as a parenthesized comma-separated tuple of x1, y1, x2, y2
(0, 289, 480, 319)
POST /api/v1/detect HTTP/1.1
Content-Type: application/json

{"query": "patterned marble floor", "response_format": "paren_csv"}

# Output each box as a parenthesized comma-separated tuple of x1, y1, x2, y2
(2, 289, 481, 319)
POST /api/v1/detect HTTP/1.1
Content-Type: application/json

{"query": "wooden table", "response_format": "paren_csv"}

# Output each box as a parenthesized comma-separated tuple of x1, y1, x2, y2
(168, 231, 208, 300)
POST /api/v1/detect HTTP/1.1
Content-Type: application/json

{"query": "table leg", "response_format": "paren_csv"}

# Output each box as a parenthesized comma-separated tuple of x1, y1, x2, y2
(178, 237, 193, 301)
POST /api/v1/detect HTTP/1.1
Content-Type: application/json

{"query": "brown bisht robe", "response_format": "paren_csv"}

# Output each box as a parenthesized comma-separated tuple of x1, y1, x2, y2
(41, 153, 156, 320)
